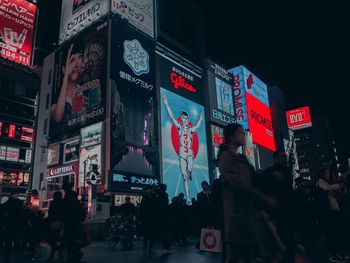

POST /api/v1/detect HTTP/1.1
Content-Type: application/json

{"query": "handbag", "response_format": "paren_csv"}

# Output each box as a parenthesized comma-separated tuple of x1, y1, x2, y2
(200, 228, 223, 253)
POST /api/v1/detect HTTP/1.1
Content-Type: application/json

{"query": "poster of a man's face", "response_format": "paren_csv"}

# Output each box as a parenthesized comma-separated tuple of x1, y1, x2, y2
(49, 21, 107, 138)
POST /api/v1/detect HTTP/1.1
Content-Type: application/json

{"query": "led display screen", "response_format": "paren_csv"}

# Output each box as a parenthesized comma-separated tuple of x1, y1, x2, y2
(286, 106, 312, 130)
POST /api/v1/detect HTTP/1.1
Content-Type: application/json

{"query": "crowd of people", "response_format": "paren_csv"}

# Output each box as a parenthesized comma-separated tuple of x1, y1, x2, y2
(1, 123, 350, 263)
(0, 183, 86, 263)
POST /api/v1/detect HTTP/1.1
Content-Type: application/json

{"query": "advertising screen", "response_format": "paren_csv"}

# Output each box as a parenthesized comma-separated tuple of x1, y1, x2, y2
(211, 125, 224, 148)
(112, 0, 154, 38)
(0, 169, 29, 186)
(246, 93, 276, 151)
(206, 60, 235, 126)
(63, 140, 79, 163)
(50, 21, 107, 138)
(160, 88, 209, 204)
(0, 121, 34, 142)
(286, 106, 312, 130)
(229, 66, 275, 151)
(47, 144, 60, 167)
(0, 0, 37, 66)
(110, 22, 157, 179)
(0, 145, 6, 160)
(109, 171, 159, 193)
(59, 0, 109, 43)
(5, 146, 19, 162)
(79, 122, 102, 187)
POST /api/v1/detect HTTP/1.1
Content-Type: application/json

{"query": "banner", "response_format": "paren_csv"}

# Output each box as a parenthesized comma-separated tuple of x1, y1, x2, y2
(50, 21, 107, 138)
(59, 0, 109, 44)
(0, 0, 37, 66)
(63, 140, 79, 163)
(47, 144, 60, 166)
(79, 122, 102, 187)
(160, 88, 209, 204)
(110, 22, 157, 180)
(112, 0, 154, 38)
(206, 59, 235, 126)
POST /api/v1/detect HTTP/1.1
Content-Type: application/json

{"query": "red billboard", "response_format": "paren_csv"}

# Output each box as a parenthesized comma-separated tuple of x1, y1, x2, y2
(0, 0, 37, 66)
(286, 106, 312, 130)
(246, 93, 276, 151)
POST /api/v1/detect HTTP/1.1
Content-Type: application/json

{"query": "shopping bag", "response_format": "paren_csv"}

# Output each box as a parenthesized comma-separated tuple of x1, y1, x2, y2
(200, 228, 223, 253)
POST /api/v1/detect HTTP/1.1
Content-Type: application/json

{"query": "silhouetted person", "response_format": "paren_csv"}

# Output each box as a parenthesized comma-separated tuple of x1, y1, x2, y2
(262, 150, 296, 263)
(139, 186, 157, 253)
(63, 190, 86, 262)
(155, 184, 171, 251)
(196, 181, 212, 249)
(316, 167, 346, 262)
(173, 193, 189, 246)
(120, 196, 136, 217)
(47, 191, 64, 262)
(218, 124, 276, 263)
(2, 191, 23, 263)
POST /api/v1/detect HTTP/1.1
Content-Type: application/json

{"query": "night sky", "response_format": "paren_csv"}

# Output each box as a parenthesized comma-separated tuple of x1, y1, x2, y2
(189, 0, 350, 162)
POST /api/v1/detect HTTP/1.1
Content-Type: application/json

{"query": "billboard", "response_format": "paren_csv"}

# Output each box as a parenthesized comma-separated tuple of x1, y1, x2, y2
(0, 121, 34, 142)
(47, 161, 79, 179)
(50, 21, 107, 138)
(110, 22, 157, 181)
(0, 169, 30, 186)
(47, 144, 60, 167)
(229, 66, 275, 151)
(160, 88, 209, 204)
(286, 106, 312, 130)
(206, 60, 235, 126)
(63, 140, 79, 163)
(79, 122, 102, 187)
(109, 171, 159, 193)
(59, 0, 109, 44)
(5, 146, 19, 162)
(0, 0, 37, 66)
(112, 0, 154, 38)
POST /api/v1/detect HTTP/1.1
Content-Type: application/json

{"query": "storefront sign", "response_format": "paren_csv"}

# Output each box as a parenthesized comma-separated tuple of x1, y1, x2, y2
(47, 161, 79, 179)
(0, 0, 37, 66)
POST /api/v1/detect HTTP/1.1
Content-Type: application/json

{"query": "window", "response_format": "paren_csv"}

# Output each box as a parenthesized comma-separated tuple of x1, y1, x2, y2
(14, 83, 26, 97)
(43, 119, 48, 135)
(45, 93, 50, 109)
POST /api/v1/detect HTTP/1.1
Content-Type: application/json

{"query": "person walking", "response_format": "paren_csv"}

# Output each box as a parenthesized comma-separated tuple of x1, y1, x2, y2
(1, 191, 23, 263)
(46, 191, 64, 262)
(218, 124, 276, 263)
(262, 150, 296, 263)
(155, 184, 171, 252)
(315, 167, 346, 262)
(63, 190, 86, 262)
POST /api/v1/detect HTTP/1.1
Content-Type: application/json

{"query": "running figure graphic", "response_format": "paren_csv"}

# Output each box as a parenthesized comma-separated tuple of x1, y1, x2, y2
(162, 94, 204, 205)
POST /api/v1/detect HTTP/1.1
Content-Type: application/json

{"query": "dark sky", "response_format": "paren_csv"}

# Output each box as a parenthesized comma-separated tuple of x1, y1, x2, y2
(190, 0, 350, 162)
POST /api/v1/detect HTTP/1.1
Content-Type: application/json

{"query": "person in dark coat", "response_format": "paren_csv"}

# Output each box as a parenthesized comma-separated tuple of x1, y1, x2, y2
(139, 186, 157, 253)
(218, 124, 276, 263)
(155, 184, 171, 251)
(63, 190, 86, 262)
(47, 191, 64, 262)
(262, 150, 296, 263)
(1, 191, 23, 263)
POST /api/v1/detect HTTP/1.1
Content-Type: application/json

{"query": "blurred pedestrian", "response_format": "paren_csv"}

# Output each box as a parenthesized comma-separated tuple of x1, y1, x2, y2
(218, 124, 276, 263)
(262, 150, 296, 263)
(63, 190, 86, 262)
(139, 186, 157, 254)
(46, 191, 64, 262)
(315, 167, 346, 262)
(2, 191, 23, 263)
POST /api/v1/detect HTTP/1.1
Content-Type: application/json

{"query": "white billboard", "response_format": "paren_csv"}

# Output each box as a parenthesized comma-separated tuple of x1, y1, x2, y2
(112, 0, 154, 38)
(59, 0, 109, 43)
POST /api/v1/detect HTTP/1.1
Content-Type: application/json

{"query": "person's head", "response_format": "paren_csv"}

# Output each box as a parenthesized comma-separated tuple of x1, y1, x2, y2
(62, 182, 73, 194)
(338, 164, 349, 177)
(181, 111, 189, 127)
(53, 191, 63, 202)
(64, 190, 78, 201)
(159, 184, 167, 193)
(178, 193, 185, 201)
(273, 150, 288, 166)
(295, 177, 306, 189)
(223, 124, 245, 148)
(318, 167, 331, 182)
(63, 45, 83, 82)
(201, 181, 210, 192)
(171, 197, 178, 204)
(125, 196, 131, 204)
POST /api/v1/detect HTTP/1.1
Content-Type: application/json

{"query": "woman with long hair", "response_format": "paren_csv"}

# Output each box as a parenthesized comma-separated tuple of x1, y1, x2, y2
(218, 124, 276, 263)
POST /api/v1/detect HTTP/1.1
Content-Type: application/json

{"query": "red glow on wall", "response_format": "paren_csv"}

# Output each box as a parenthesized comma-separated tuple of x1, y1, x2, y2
(246, 93, 276, 151)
